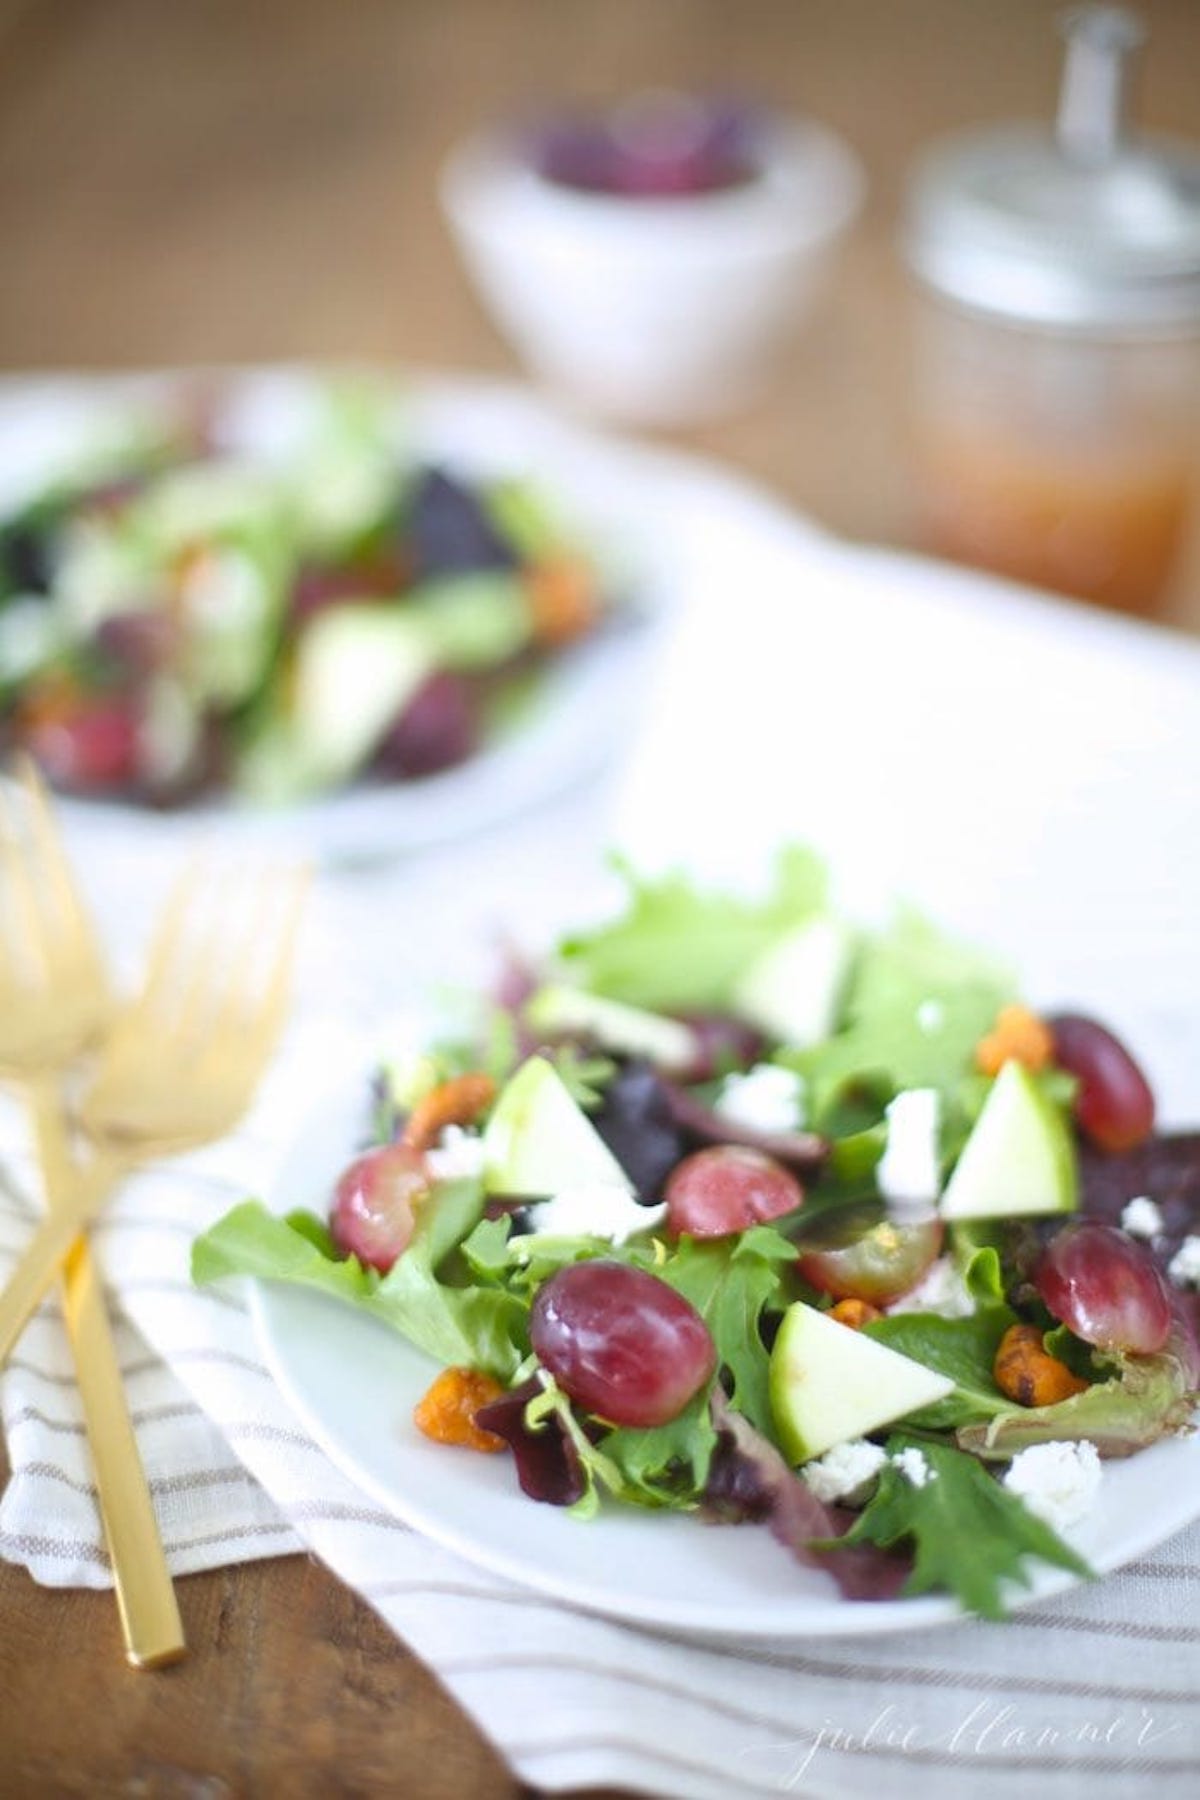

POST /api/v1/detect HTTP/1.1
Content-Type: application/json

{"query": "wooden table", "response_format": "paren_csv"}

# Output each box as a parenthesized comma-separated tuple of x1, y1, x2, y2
(1, 3, 1197, 1794)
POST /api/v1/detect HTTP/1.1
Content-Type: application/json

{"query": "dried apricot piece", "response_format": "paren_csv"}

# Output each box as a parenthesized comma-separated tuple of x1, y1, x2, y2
(975, 1004, 1054, 1077)
(413, 1367, 507, 1452)
(992, 1322, 1088, 1408)
(401, 1072, 496, 1152)
(525, 555, 601, 646)
(828, 1297, 883, 1329)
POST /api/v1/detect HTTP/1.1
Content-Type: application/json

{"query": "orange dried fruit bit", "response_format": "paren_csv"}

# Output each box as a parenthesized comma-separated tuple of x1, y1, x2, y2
(413, 1367, 507, 1452)
(992, 1322, 1089, 1408)
(402, 1072, 497, 1152)
(975, 1004, 1054, 1077)
(829, 1298, 883, 1329)
(525, 555, 601, 646)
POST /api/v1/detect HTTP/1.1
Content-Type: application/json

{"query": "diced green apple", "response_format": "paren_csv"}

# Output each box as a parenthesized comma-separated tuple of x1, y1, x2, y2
(733, 917, 854, 1046)
(939, 1059, 1078, 1222)
(480, 1055, 633, 1197)
(769, 1300, 955, 1463)
(292, 605, 435, 782)
(525, 984, 698, 1072)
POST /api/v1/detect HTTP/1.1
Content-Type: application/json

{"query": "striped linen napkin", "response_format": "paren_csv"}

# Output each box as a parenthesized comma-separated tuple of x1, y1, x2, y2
(2, 1015, 1199, 1800)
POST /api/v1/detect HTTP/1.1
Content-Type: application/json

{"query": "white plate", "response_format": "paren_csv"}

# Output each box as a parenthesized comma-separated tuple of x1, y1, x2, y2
(0, 364, 750, 863)
(250, 1075, 1200, 1641)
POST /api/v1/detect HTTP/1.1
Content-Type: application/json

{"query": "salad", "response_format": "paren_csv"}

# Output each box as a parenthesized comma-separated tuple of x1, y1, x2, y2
(194, 850, 1200, 1618)
(0, 386, 617, 805)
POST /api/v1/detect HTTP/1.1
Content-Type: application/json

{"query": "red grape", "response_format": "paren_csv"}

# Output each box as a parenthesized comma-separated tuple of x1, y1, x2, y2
(1036, 1220, 1173, 1355)
(1048, 1013, 1155, 1153)
(330, 1145, 431, 1274)
(796, 1202, 944, 1305)
(530, 1260, 716, 1427)
(374, 671, 480, 777)
(26, 697, 142, 792)
(664, 1145, 803, 1240)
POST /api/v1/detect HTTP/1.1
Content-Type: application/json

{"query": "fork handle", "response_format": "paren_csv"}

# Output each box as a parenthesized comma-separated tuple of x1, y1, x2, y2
(22, 1082, 185, 1668)
(60, 1238, 186, 1668)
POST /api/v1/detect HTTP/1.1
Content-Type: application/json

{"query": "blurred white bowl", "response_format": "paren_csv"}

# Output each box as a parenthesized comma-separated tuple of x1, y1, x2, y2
(441, 112, 865, 426)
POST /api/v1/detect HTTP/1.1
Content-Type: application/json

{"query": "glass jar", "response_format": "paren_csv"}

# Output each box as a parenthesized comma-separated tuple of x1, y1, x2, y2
(903, 7, 1200, 619)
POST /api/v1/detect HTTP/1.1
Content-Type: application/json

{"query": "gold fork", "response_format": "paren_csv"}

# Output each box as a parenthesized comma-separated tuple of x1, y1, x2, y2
(0, 796, 306, 1660)
(0, 851, 307, 1358)
(0, 762, 184, 1667)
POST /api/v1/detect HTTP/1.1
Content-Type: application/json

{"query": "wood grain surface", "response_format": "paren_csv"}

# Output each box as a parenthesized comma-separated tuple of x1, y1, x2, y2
(1, 3, 1198, 1796)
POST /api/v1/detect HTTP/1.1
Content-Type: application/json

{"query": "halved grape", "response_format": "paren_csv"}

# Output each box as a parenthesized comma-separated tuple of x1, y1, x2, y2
(795, 1201, 944, 1305)
(1049, 1013, 1155, 1153)
(1036, 1220, 1172, 1355)
(330, 1144, 431, 1274)
(26, 697, 142, 792)
(664, 1145, 803, 1239)
(530, 1260, 716, 1427)
(374, 671, 480, 777)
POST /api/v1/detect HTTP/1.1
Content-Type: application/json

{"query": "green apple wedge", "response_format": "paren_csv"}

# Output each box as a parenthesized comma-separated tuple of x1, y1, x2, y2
(770, 1301, 955, 1463)
(524, 984, 699, 1073)
(480, 1055, 633, 1198)
(733, 916, 854, 1046)
(939, 1058, 1078, 1222)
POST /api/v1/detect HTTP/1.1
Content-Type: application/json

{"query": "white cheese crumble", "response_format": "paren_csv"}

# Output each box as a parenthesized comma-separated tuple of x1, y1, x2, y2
(887, 1255, 976, 1320)
(916, 999, 945, 1034)
(1121, 1195, 1165, 1240)
(1003, 1440, 1101, 1534)
(425, 1126, 487, 1183)
(526, 1183, 666, 1245)
(801, 1439, 888, 1506)
(714, 1063, 807, 1135)
(892, 1446, 934, 1488)
(876, 1088, 941, 1207)
(1167, 1234, 1200, 1289)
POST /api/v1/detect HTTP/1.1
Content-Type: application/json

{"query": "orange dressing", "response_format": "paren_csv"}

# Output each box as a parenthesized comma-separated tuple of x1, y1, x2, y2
(916, 423, 1192, 617)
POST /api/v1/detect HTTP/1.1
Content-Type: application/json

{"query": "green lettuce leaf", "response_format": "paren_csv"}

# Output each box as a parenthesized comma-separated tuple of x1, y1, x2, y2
(191, 1182, 529, 1380)
(555, 846, 829, 1013)
(789, 910, 1015, 1126)
(956, 1333, 1199, 1460)
(648, 1226, 796, 1436)
(865, 1307, 1017, 1429)
(833, 1436, 1091, 1619)
(600, 1389, 719, 1508)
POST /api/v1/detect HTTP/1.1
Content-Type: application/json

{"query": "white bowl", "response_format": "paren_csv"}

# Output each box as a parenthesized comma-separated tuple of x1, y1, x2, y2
(441, 114, 865, 426)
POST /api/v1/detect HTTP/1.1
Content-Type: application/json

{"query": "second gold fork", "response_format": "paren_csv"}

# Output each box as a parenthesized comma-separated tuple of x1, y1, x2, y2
(0, 764, 185, 1667)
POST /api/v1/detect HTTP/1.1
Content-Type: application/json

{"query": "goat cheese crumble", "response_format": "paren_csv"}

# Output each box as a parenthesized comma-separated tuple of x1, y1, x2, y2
(876, 1088, 941, 1207)
(893, 1446, 934, 1488)
(801, 1438, 888, 1505)
(425, 1126, 487, 1183)
(916, 999, 946, 1034)
(1167, 1235, 1200, 1289)
(714, 1063, 807, 1134)
(525, 1183, 666, 1245)
(1121, 1195, 1165, 1240)
(1002, 1440, 1101, 1534)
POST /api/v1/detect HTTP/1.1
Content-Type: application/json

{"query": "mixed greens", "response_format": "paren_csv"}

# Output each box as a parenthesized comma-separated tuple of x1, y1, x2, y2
(0, 385, 617, 805)
(194, 850, 1200, 1617)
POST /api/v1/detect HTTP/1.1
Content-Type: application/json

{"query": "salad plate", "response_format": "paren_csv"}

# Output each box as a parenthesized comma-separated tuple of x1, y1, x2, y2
(0, 364, 746, 861)
(246, 1074, 1200, 1641)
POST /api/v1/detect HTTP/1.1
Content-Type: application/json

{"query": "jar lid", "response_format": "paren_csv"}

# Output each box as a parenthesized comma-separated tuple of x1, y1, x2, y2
(904, 7, 1200, 332)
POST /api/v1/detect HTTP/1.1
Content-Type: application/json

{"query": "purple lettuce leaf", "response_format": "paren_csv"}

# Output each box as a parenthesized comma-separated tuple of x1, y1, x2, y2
(701, 1391, 910, 1601)
(473, 1376, 586, 1506)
